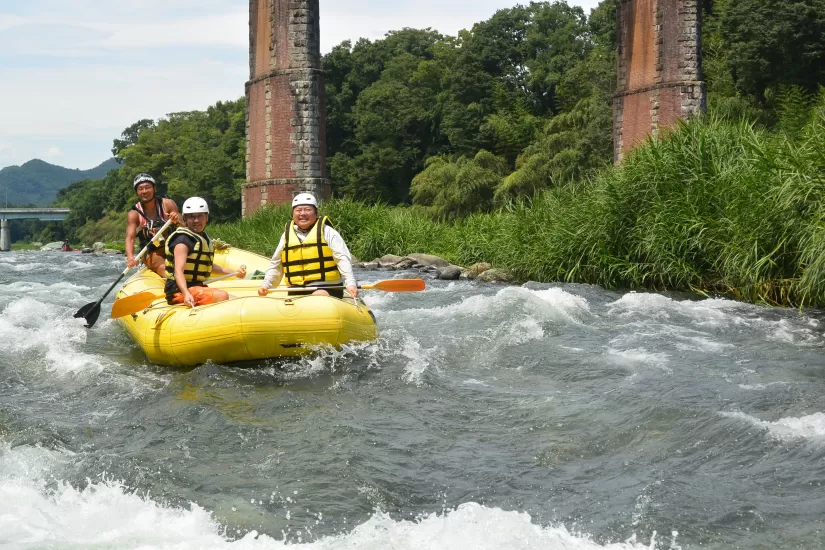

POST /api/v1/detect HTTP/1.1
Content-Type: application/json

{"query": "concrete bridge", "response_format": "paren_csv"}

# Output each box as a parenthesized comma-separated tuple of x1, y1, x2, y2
(0, 208, 71, 251)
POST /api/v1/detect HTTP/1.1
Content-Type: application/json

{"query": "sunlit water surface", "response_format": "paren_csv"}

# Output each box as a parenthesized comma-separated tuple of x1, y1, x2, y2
(1, 251, 824, 549)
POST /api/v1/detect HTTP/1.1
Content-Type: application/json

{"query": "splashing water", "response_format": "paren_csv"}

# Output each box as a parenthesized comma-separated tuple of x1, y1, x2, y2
(1, 251, 824, 549)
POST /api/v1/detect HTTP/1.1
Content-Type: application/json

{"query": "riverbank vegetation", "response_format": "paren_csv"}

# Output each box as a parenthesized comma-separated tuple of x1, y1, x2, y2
(214, 98, 825, 307)
(33, 0, 825, 306)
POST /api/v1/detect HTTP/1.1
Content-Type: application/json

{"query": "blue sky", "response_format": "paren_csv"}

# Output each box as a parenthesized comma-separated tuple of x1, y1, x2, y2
(0, 0, 602, 171)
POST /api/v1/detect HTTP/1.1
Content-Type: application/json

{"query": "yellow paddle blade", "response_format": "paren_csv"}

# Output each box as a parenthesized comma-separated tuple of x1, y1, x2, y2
(111, 291, 164, 319)
(362, 279, 425, 292)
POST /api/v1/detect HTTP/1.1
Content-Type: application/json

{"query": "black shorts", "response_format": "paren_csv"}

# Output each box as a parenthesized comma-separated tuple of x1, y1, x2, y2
(138, 239, 162, 254)
(287, 287, 345, 299)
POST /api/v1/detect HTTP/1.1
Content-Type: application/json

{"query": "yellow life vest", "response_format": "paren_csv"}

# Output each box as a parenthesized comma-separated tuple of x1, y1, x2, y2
(164, 227, 214, 286)
(281, 216, 342, 286)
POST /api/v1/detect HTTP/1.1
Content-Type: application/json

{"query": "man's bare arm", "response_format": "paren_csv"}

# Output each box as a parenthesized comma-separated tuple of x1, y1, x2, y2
(163, 198, 181, 225)
(125, 211, 140, 267)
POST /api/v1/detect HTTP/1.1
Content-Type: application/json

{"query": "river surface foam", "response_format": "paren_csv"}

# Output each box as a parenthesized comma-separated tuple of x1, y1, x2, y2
(1, 251, 824, 548)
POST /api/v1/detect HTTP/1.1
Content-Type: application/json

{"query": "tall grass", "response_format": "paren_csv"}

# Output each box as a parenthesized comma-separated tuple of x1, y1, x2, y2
(211, 202, 456, 263)
(213, 102, 825, 307)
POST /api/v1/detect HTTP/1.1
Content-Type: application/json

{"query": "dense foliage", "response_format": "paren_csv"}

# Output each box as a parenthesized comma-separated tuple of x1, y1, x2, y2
(719, 0, 825, 102)
(51, 99, 245, 241)
(215, 94, 825, 307)
(48, 0, 621, 241)
(325, 0, 616, 212)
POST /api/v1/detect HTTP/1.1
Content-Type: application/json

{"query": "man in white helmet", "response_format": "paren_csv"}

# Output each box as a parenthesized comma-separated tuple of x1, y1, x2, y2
(164, 197, 246, 307)
(257, 192, 358, 299)
(125, 172, 181, 277)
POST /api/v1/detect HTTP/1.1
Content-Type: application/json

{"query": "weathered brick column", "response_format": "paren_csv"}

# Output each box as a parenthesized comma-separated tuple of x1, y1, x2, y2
(613, 0, 706, 162)
(243, 0, 331, 216)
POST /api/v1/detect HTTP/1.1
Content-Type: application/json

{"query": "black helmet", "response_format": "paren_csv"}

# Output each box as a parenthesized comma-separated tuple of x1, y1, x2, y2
(133, 173, 156, 189)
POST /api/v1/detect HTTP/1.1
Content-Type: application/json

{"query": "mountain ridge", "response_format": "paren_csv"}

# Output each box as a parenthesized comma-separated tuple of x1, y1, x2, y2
(0, 158, 120, 206)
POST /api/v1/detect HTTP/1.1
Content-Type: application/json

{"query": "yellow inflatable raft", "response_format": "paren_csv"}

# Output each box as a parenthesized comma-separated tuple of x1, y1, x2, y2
(114, 244, 378, 366)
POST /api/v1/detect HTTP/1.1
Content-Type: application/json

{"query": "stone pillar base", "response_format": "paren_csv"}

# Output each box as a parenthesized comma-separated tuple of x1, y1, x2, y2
(0, 219, 10, 251)
(242, 178, 331, 217)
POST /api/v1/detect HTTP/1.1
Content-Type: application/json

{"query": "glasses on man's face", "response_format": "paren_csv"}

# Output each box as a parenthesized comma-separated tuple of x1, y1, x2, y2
(293, 207, 315, 214)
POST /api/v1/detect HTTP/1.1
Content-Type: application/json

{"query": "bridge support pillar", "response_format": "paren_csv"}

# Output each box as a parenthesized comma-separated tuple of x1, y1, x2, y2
(242, 0, 331, 217)
(0, 219, 10, 251)
(614, 0, 706, 162)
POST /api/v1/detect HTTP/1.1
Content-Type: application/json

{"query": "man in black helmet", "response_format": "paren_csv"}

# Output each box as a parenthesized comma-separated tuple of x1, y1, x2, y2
(125, 173, 181, 277)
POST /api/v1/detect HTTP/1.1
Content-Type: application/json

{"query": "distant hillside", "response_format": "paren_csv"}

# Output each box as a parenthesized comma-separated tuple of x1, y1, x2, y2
(0, 158, 120, 206)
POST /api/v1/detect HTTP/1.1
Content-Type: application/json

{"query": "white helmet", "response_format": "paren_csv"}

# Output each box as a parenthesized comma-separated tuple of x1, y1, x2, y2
(133, 173, 156, 189)
(182, 197, 209, 215)
(292, 192, 318, 209)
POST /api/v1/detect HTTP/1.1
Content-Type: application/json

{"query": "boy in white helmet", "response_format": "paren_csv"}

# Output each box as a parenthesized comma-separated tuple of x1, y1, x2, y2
(164, 197, 246, 307)
(125, 172, 181, 277)
(257, 193, 358, 299)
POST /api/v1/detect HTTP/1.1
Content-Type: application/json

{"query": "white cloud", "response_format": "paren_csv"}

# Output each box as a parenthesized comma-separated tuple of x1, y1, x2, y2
(0, 143, 14, 162)
(43, 147, 64, 158)
(93, 12, 247, 49)
(0, 61, 246, 138)
(0, 12, 247, 56)
(0, 14, 26, 30)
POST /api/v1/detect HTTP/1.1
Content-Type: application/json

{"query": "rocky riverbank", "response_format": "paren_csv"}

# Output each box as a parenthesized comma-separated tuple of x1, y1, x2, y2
(356, 253, 513, 283)
(37, 241, 123, 254)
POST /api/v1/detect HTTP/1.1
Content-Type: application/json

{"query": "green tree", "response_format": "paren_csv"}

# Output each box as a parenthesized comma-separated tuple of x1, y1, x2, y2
(411, 150, 509, 219)
(721, 0, 825, 101)
(54, 176, 113, 240)
(324, 2, 596, 204)
(118, 99, 245, 222)
(111, 119, 155, 161)
(496, 0, 616, 201)
(326, 30, 449, 202)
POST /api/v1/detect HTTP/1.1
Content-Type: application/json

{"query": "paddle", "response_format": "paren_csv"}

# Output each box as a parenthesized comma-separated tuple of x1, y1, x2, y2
(73, 218, 175, 328)
(110, 267, 246, 319)
(112, 278, 426, 319)
(265, 278, 427, 294)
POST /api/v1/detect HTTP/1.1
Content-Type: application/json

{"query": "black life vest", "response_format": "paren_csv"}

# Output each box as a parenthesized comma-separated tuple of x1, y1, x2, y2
(132, 198, 168, 250)
(163, 228, 215, 297)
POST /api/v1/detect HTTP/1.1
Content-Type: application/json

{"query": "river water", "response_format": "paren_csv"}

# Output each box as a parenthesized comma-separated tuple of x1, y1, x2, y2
(1, 250, 824, 549)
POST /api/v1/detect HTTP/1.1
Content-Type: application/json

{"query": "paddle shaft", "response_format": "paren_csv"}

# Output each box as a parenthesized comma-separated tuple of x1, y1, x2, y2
(203, 266, 245, 284)
(263, 278, 425, 293)
(326, 280, 424, 292)
(87, 240, 157, 309)
(74, 218, 175, 327)
(110, 267, 247, 319)
(132, 218, 175, 265)
(112, 277, 423, 320)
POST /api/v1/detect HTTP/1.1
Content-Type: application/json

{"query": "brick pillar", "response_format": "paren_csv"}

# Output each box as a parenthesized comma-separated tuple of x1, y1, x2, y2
(613, 0, 706, 162)
(243, 0, 331, 217)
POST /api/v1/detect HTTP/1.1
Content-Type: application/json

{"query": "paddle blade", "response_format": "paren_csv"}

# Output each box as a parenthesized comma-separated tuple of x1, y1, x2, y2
(364, 278, 426, 292)
(111, 291, 163, 319)
(73, 302, 101, 328)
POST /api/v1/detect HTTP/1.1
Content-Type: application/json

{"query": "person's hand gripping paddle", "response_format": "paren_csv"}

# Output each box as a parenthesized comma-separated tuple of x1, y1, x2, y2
(73, 218, 175, 328)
